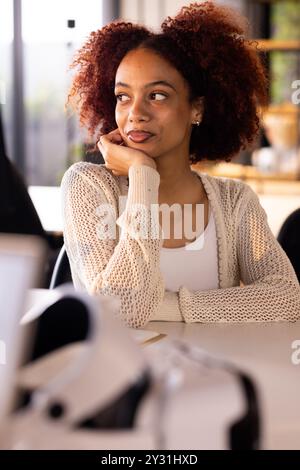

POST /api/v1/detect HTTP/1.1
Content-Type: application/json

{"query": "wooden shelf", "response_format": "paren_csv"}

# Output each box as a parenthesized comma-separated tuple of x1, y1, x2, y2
(192, 162, 299, 182)
(255, 39, 300, 51)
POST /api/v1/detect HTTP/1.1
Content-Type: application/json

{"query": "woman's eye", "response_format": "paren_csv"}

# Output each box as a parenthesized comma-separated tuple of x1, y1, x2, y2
(150, 92, 167, 101)
(115, 94, 129, 102)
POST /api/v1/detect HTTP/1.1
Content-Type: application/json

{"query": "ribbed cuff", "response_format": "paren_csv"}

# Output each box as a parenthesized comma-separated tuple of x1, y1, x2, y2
(179, 286, 204, 323)
(150, 291, 183, 322)
(116, 165, 162, 242)
(127, 165, 160, 207)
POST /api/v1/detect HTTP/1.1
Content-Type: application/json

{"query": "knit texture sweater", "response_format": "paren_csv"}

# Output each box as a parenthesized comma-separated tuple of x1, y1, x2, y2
(61, 162, 300, 328)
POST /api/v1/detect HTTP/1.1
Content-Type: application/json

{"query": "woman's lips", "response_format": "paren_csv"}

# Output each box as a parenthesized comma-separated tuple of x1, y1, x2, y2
(127, 131, 154, 143)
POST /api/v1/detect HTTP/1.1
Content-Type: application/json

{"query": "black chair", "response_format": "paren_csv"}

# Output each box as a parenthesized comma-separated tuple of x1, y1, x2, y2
(0, 107, 61, 287)
(277, 208, 300, 282)
(49, 244, 72, 289)
(0, 108, 48, 239)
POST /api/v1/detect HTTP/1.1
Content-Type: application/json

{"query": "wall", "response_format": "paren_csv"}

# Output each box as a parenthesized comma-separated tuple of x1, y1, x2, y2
(120, 0, 246, 29)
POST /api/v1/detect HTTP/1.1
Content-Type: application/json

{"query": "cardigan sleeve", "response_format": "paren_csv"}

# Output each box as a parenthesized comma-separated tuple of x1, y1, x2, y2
(61, 163, 165, 328)
(152, 187, 300, 323)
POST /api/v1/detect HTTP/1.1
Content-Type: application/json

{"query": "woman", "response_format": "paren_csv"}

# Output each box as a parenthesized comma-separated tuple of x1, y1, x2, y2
(62, 1, 300, 328)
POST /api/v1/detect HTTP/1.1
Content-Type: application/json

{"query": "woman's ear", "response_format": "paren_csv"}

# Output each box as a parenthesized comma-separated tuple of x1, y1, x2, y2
(191, 97, 204, 123)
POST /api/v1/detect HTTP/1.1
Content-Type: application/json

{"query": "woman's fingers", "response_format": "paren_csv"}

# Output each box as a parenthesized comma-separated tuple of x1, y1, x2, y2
(107, 128, 124, 143)
(97, 138, 104, 154)
(102, 129, 124, 145)
(98, 133, 123, 159)
(98, 128, 154, 176)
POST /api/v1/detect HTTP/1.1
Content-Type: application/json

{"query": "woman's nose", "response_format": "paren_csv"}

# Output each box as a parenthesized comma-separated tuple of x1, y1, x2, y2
(128, 98, 150, 122)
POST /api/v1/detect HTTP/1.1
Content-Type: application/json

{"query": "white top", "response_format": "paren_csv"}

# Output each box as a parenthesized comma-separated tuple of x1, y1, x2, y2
(159, 206, 219, 292)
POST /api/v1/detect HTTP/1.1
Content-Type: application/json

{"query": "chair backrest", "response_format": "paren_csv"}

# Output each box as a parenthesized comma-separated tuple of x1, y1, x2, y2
(277, 208, 300, 282)
(49, 245, 72, 289)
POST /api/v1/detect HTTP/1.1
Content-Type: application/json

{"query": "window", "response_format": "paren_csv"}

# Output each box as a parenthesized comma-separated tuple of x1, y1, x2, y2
(0, 0, 13, 158)
(22, 0, 103, 185)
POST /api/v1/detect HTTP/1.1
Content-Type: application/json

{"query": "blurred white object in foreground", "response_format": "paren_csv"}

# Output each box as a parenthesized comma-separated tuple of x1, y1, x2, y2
(1, 285, 259, 450)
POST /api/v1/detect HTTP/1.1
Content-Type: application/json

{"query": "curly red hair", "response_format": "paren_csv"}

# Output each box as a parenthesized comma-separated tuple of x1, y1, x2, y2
(67, 1, 268, 162)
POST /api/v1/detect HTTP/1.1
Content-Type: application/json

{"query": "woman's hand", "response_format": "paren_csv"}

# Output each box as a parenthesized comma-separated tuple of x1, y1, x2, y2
(98, 128, 157, 176)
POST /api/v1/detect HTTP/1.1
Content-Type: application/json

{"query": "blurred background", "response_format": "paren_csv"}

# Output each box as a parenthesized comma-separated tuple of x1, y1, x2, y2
(0, 0, 300, 248)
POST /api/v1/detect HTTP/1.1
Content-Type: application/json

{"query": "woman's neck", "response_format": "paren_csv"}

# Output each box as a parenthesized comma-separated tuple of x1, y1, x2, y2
(156, 158, 205, 206)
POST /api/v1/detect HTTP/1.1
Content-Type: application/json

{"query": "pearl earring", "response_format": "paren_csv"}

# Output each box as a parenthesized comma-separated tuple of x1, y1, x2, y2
(193, 120, 201, 126)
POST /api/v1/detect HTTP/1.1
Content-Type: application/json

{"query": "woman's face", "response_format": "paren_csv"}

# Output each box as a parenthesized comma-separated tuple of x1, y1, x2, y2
(114, 47, 201, 160)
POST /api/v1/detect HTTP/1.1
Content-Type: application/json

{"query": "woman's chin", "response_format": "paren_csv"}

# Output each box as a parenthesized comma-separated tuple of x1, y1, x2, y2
(127, 141, 156, 155)
(123, 137, 162, 159)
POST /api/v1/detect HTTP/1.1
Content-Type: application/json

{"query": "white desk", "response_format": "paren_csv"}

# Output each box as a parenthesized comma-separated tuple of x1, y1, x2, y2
(28, 186, 63, 233)
(145, 320, 300, 450)
(24, 290, 300, 449)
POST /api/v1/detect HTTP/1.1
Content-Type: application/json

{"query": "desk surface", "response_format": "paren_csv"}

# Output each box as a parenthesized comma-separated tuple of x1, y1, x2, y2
(28, 186, 63, 233)
(145, 321, 300, 450)
(25, 289, 300, 450)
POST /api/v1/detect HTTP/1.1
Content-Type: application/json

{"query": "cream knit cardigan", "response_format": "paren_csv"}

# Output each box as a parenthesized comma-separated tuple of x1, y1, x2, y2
(61, 162, 300, 328)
